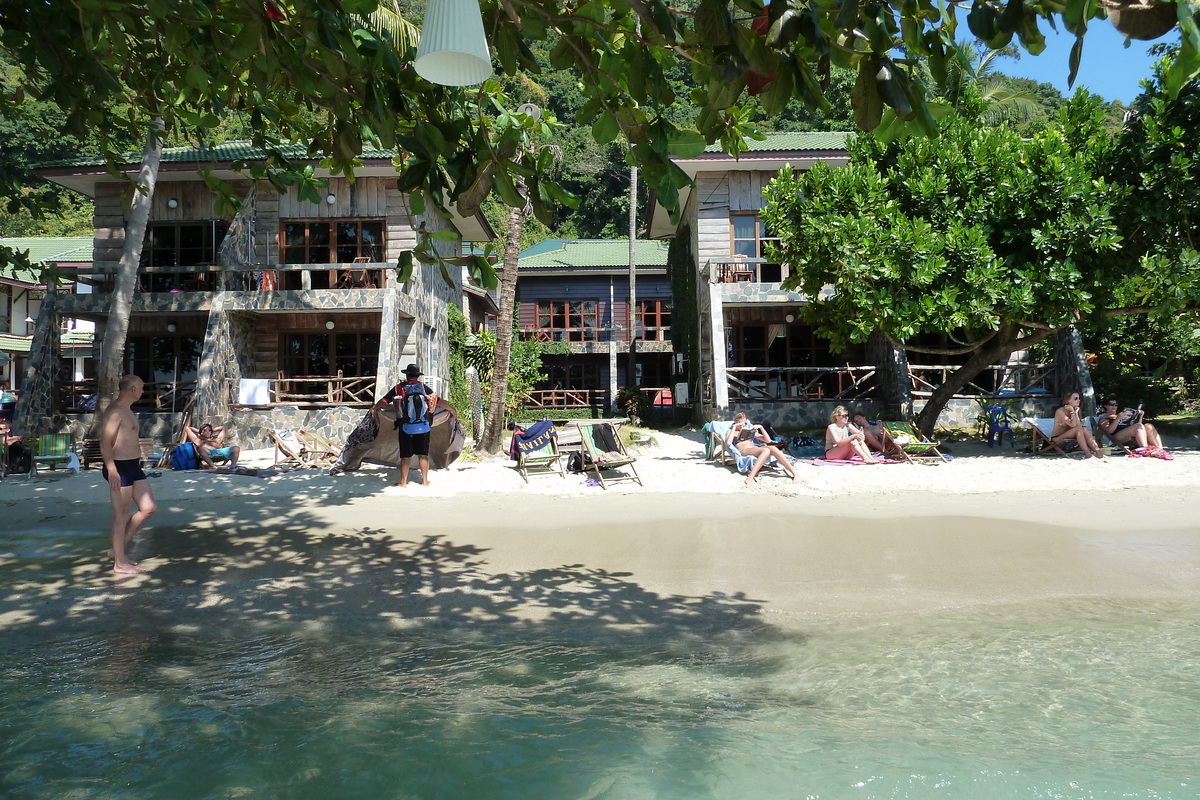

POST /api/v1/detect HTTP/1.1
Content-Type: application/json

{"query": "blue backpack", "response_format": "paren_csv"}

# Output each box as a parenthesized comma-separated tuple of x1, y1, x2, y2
(399, 383, 431, 435)
(171, 442, 200, 470)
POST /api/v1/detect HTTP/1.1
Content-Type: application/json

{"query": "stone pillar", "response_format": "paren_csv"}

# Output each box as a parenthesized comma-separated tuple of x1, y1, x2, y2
(13, 290, 59, 436)
(194, 292, 233, 423)
(1054, 326, 1095, 416)
(376, 288, 404, 397)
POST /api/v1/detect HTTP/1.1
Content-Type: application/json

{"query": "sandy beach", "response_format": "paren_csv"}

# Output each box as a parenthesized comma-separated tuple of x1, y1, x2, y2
(4, 428, 1200, 627)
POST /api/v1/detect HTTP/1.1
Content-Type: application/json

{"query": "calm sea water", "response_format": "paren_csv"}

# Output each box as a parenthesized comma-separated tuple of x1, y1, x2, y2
(2, 524, 1198, 800)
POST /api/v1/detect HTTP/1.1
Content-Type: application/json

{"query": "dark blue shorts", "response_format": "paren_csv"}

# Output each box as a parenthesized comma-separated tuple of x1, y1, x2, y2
(103, 458, 147, 487)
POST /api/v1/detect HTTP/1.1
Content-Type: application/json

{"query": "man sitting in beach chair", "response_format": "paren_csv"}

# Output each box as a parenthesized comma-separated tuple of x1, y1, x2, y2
(185, 423, 240, 468)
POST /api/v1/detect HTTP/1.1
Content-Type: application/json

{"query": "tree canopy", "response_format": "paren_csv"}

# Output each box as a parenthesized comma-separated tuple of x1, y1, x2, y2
(761, 94, 1133, 433)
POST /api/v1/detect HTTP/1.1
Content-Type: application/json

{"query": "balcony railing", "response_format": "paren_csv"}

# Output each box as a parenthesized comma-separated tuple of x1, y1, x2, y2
(706, 258, 788, 285)
(59, 262, 391, 293)
(55, 379, 197, 413)
(726, 362, 1055, 402)
(727, 366, 877, 401)
(522, 388, 611, 411)
(225, 374, 376, 408)
(908, 362, 1053, 399)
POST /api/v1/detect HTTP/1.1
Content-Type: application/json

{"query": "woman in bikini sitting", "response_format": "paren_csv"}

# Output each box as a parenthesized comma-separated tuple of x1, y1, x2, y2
(825, 405, 878, 463)
(724, 412, 799, 485)
(1052, 391, 1105, 458)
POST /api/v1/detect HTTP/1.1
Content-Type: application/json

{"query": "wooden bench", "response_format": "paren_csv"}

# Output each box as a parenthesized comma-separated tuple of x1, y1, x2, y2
(82, 437, 168, 469)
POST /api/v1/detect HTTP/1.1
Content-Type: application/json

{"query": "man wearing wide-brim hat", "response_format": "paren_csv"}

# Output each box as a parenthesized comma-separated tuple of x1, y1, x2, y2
(372, 364, 439, 486)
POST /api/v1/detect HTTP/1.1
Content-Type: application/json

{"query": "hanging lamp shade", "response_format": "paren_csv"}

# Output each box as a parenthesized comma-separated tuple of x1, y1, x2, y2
(414, 0, 493, 86)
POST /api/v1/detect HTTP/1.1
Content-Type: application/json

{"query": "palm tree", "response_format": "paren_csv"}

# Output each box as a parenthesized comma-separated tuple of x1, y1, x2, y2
(936, 40, 1041, 126)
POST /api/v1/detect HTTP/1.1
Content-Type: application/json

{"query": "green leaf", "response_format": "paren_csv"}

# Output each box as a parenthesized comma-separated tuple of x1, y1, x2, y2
(666, 128, 707, 158)
(408, 191, 425, 216)
(396, 250, 414, 284)
(592, 112, 620, 144)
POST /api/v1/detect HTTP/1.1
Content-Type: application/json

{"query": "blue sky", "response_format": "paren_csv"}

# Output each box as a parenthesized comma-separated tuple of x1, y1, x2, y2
(984, 22, 1176, 104)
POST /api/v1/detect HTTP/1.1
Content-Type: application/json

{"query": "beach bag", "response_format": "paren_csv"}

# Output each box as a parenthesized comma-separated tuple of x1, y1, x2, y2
(398, 384, 431, 435)
(171, 442, 200, 471)
(567, 451, 584, 473)
(6, 441, 32, 474)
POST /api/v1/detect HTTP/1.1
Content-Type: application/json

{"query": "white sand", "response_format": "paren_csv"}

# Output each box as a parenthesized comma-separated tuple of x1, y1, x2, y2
(4, 428, 1199, 624)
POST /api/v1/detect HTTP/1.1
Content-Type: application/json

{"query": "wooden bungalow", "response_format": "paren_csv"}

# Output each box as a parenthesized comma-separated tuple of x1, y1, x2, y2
(512, 239, 675, 413)
(23, 143, 492, 444)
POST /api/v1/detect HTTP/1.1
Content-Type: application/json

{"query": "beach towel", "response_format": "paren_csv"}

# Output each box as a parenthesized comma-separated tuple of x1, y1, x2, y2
(509, 420, 556, 462)
(332, 405, 465, 472)
(794, 453, 903, 466)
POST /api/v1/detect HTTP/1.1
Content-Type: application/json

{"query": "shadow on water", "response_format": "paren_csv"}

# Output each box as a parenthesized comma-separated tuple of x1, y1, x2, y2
(0, 484, 810, 800)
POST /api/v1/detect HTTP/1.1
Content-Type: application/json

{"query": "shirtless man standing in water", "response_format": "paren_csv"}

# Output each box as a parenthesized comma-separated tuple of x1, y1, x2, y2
(100, 374, 157, 574)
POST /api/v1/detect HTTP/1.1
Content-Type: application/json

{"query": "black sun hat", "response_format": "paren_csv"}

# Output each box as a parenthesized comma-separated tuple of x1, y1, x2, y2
(402, 363, 423, 377)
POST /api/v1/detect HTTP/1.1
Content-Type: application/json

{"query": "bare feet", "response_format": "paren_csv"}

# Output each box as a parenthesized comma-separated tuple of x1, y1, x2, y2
(792, 473, 800, 482)
(744, 476, 756, 486)
(113, 561, 145, 574)
(394, 480, 407, 487)
(421, 480, 431, 486)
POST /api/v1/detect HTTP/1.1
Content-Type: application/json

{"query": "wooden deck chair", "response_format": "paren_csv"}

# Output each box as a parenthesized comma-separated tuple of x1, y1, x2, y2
(1090, 415, 1135, 456)
(877, 421, 949, 463)
(31, 433, 79, 478)
(1022, 417, 1093, 457)
(578, 421, 641, 488)
(515, 425, 566, 482)
(705, 421, 790, 476)
(269, 428, 316, 468)
(297, 430, 340, 467)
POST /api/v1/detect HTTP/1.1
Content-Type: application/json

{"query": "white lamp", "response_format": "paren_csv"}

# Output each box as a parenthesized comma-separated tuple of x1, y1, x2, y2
(167, 198, 179, 209)
(325, 319, 335, 330)
(325, 193, 337, 205)
(785, 314, 795, 323)
(414, 0, 493, 86)
(167, 323, 177, 333)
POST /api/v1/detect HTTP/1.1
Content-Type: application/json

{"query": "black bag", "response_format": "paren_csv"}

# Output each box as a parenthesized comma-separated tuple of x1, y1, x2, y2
(567, 451, 584, 473)
(6, 441, 33, 474)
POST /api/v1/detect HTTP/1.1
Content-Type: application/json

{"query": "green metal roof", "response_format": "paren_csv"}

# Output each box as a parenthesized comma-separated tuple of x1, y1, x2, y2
(517, 239, 669, 271)
(1, 237, 93, 284)
(703, 131, 851, 153)
(0, 333, 33, 353)
(37, 141, 398, 169)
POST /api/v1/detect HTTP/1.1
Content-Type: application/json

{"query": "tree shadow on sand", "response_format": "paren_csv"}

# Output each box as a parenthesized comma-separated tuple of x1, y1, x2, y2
(0, 503, 819, 800)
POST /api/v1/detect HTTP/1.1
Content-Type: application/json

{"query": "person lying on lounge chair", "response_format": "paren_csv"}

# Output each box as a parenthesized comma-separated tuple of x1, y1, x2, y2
(185, 423, 241, 468)
(1052, 392, 1104, 459)
(1096, 398, 1167, 453)
(725, 411, 799, 485)
(825, 406, 878, 463)
(850, 412, 901, 457)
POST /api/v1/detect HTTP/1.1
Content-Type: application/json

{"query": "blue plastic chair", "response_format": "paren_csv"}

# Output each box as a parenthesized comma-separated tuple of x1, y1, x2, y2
(986, 406, 1015, 448)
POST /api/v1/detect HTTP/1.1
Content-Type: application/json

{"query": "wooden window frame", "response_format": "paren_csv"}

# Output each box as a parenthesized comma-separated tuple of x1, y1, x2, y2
(633, 298, 672, 341)
(535, 299, 599, 342)
(281, 331, 380, 378)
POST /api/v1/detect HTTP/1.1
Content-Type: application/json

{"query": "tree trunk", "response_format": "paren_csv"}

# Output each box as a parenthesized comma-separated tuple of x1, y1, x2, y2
(911, 324, 1056, 438)
(478, 197, 526, 453)
(625, 165, 638, 394)
(90, 119, 164, 434)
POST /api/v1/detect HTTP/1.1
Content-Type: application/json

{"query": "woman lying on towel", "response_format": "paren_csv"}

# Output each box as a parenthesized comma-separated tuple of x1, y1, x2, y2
(725, 412, 800, 485)
(825, 406, 879, 463)
(1053, 391, 1105, 458)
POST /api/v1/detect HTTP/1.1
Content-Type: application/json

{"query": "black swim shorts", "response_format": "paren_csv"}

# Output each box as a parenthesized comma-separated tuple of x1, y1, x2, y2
(397, 430, 430, 459)
(102, 458, 147, 487)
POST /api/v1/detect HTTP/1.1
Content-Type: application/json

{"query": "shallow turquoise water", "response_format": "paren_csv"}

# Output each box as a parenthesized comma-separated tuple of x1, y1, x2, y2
(2, 525, 1198, 799)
